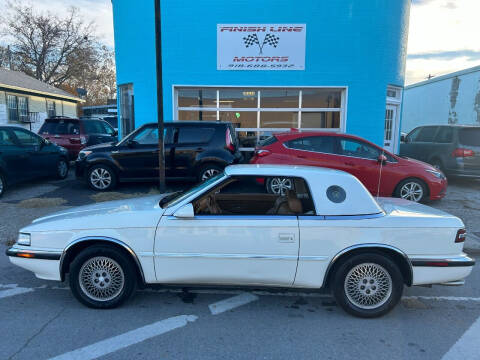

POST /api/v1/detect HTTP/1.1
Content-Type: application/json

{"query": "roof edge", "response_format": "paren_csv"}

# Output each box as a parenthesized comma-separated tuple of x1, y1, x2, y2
(0, 83, 84, 102)
(406, 65, 480, 90)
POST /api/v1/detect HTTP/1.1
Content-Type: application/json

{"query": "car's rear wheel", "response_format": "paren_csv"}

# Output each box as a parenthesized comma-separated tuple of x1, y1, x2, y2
(395, 178, 427, 202)
(266, 177, 294, 195)
(332, 253, 403, 318)
(0, 173, 5, 197)
(69, 245, 137, 308)
(198, 163, 223, 182)
(87, 164, 117, 191)
(56, 158, 69, 179)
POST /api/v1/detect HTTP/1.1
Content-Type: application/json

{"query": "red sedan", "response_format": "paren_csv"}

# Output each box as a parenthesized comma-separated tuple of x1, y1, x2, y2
(250, 131, 447, 202)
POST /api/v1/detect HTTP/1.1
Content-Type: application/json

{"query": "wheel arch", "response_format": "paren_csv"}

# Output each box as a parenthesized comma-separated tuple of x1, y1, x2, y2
(323, 244, 413, 288)
(60, 236, 145, 285)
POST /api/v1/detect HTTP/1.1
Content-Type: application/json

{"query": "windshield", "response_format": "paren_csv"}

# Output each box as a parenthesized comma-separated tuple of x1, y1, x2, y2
(160, 172, 227, 208)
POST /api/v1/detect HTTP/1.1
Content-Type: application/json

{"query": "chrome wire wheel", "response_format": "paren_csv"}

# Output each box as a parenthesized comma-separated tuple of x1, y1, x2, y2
(90, 168, 112, 190)
(57, 160, 68, 178)
(344, 263, 392, 310)
(79, 256, 125, 302)
(201, 168, 220, 181)
(399, 181, 424, 202)
(269, 177, 293, 195)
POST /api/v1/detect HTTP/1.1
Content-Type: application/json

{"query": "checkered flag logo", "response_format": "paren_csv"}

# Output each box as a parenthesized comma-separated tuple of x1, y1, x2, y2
(243, 34, 260, 48)
(263, 34, 280, 48)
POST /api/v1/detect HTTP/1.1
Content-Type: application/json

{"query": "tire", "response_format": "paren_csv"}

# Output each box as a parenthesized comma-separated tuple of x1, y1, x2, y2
(394, 178, 427, 203)
(0, 173, 5, 198)
(69, 245, 137, 309)
(198, 163, 223, 182)
(430, 158, 445, 174)
(266, 177, 294, 195)
(56, 158, 69, 179)
(332, 253, 404, 318)
(87, 164, 117, 191)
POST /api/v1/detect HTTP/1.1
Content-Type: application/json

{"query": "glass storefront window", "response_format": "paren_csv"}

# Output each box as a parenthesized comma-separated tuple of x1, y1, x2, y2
(260, 89, 299, 108)
(301, 112, 340, 128)
(178, 110, 217, 121)
(260, 112, 299, 128)
(219, 111, 257, 129)
(178, 89, 217, 108)
(302, 89, 341, 108)
(219, 89, 257, 108)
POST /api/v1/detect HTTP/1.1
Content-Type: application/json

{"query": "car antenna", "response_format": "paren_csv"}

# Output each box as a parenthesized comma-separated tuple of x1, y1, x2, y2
(376, 148, 386, 199)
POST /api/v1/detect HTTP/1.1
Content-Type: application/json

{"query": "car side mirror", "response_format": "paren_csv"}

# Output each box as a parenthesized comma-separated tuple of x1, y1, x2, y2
(400, 134, 406, 143)
(127, 139, 138, 148)
(113, 130, 118, 137)
(173, 203, 195, 218)
(377, 154, 388, 165)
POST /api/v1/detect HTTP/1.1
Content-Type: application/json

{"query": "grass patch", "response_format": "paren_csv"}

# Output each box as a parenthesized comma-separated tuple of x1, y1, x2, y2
(17, 198, 67, 208)
(90, 188, 160, 203)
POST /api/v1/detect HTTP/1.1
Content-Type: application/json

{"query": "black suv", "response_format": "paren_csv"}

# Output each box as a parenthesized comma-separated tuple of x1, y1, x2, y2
(75, 121, 242, 191)
(400, 125, 480, 177)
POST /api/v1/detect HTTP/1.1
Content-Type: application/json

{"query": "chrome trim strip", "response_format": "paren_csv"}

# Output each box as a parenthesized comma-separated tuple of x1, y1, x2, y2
(6, 247, 62, 260)
(60, 236, 146, 283)
(324, 212, 385, 220)
(298, 255, 329, 261)
(322, 243, 413, 287)
(167, 215, 298, 221)
(154, 252, 298, 260)
(411, 256, 475, 267)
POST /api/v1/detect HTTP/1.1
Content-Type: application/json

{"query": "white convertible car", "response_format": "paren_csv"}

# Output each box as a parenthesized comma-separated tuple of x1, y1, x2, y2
(6, 165, 475, 317)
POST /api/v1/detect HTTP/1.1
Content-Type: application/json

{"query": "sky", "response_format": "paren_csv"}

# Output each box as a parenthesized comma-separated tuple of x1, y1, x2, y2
(0, 0, 479, 85)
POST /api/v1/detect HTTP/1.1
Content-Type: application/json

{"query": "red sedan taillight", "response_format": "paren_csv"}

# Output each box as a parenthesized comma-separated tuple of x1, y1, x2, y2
(225, 128, 235, 153)
(455, 229, 467, 243)
(452, 148, 475, 158)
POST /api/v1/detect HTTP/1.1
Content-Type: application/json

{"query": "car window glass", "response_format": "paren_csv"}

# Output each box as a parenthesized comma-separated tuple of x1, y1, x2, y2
(435, 127, 453, 143)
(83, 120, 107, 134)
(339, 138, 380, 160)
(0, 129, 15, 146)
(12, 129, 40, 146)
(177, 127, 214, 144)
(406, 127, 422, 142)
(459, 128, 480, 146)
(193, 176, 315, 216)
(99, 121, 115, 135)
(132, 127, 173, 145)
(416, 127, 437, 142)
(287, 136, 335, 154)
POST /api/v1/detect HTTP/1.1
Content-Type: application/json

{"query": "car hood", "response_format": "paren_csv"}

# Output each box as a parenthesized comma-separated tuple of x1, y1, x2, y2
(399, 156, 438, 171)
(83, 142, 117, 152)
(24, 194, 168, 232)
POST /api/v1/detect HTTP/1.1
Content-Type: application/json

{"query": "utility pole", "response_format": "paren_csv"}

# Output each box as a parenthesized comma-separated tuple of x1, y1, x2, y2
(154, 0, 166, 192)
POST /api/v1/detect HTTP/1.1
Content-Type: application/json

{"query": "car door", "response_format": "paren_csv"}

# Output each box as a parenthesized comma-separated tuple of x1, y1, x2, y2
(400, 126, 438, 162)
(10, 128, 56, 177)
(0, 128, 28, 183)
(154, 175, 300, 286)
(112, 125, 173, 179)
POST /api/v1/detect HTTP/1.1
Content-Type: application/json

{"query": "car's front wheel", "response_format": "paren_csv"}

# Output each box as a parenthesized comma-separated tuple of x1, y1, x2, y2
(332, 253, 403, 318)
(266, 177, 294, 195)
(56, 158, 69, 179)
(87, 164, 117, 191)
(69, 245, 137, 308)
(395, 178, 427, 202)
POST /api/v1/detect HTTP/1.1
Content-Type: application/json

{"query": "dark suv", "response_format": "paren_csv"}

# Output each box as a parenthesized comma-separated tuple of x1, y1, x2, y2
(75, 121, 242, 191)
(38, 117, 117, 160)
(400, 125, 480, 177)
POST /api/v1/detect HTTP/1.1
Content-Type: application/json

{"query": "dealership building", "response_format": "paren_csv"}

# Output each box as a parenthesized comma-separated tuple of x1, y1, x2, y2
(111, 0, 411, 153)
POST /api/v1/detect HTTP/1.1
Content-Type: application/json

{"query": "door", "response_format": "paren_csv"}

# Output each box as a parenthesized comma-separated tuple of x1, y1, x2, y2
(284, 135, 339, 169)
(383, 105, 397, 153)
(154, 175, 302, 285)
(119, 83, 134, 137)
(402, 126, 439, 162)
(0, 128, 28, 183)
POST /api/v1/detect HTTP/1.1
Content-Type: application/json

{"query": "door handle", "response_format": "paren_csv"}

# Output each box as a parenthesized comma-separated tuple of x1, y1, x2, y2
(278, 233, 295, 243)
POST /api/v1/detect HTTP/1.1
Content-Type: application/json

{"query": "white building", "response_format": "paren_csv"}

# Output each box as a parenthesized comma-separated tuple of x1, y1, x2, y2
(402, 65, 480, 132)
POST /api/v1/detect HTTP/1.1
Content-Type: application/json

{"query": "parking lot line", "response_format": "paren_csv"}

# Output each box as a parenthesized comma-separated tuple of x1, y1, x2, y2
(209, 293, 259, 315)
(0, 285, 33, 299)
(441, 315, 480, 360)
(403, 295, 480, 302)
(48, 315, 198, 360)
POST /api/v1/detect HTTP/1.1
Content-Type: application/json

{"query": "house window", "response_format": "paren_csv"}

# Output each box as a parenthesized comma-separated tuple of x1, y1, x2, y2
(175, 87, 346, 150)
(47, 101, 56, 117)
(7, 94, 29, 122)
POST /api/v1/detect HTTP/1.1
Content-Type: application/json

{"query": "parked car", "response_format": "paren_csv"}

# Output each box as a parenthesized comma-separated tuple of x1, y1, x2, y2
(80, 116, 118, 132)
(0, 126, 69, 197)
(400, 125, 480, 178)
(250, 131, 447, 203)
(38, 116, 118, 160)
(6, 165, 474, 317)
(75, 121, 242, 191)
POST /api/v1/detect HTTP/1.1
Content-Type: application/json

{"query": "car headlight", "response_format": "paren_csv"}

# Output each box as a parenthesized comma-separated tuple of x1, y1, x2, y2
(425, 169, 445, 179)
(78, 150, 92, 160)
(17, 233, 31, 246)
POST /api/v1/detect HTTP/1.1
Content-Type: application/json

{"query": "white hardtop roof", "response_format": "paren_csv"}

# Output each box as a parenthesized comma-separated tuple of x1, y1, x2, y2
(225, 164, 348, 177)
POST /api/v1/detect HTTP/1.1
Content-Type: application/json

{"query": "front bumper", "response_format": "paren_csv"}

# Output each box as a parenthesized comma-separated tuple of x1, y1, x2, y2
(411, 254, 475, 286)
(75, 159, 87, 179)
(6, 247, 62, 281)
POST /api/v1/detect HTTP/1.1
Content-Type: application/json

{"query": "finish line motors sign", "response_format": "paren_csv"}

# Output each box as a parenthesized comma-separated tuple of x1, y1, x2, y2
(217, 24, 306, 70)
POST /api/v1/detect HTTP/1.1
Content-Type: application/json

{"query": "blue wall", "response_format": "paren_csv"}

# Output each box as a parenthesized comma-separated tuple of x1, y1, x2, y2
(112, 0, 410, 147)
